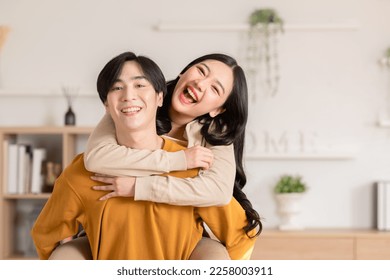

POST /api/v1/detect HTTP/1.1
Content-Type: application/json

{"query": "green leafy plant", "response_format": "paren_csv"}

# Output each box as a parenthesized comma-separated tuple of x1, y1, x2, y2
(248, 8, 284, 30)
(274, 175, 307, 193)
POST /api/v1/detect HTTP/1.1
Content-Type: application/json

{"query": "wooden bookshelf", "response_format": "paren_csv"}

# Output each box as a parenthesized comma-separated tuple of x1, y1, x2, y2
(0, 126, 93, 259)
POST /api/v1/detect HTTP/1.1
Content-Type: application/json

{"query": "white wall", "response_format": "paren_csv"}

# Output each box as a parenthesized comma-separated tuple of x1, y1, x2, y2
(1, 0, 390, 229)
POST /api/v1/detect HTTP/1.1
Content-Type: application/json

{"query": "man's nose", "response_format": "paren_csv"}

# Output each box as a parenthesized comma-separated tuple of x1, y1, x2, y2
(122, 87, 137, 101)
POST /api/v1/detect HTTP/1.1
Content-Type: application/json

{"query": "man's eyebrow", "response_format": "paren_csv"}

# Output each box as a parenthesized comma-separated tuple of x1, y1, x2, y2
(114, 76, 148, 83)
(132, 75, 148, 81)
(200, 62, 226, 94)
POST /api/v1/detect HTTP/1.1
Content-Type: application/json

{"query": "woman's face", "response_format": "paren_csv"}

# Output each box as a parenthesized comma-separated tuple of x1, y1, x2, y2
(170, 59, 234, 123)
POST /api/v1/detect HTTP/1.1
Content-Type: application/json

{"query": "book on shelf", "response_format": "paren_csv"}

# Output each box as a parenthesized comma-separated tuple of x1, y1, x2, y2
(2, 140, 8, 193)
(4, 142, 50, 195)
(24, 145, 33, 193)
(30, 148, 47, 194)
(5, 141, 19, 194)
(376, 181, 390, 231)
(17, 144, 33, 194)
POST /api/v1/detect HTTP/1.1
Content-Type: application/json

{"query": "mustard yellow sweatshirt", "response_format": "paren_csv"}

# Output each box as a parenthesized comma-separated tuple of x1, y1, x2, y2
(31, 138, 256, 260)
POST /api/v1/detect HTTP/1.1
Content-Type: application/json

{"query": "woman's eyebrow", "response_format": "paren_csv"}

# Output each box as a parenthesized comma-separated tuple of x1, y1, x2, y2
(200, 62, 226, 94)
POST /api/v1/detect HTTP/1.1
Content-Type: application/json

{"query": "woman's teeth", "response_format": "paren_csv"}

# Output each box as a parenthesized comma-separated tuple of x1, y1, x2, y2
(184, 88, 197, 103)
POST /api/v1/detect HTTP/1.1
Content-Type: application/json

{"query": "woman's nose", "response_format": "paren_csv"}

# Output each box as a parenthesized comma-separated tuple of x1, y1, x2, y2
(195, 78, 208, 92)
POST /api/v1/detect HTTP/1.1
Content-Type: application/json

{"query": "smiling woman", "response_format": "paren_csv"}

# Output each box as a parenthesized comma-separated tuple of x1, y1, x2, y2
(84, 54, 261, 237)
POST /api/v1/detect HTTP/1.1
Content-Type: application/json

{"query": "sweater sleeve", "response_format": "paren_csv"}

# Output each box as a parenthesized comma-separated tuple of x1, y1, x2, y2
(84, 114, 235, 207)
(31, 174, 84, 260)
(197, 199, 258, 260)
(84, 113, 187, 176)
(135, 143, 235, 206)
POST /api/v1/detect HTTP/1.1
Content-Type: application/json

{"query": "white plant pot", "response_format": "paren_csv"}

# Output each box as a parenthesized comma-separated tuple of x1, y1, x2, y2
(275, 193, 304, 231)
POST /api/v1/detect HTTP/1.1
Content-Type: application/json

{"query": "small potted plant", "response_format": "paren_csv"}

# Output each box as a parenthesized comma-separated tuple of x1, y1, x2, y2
(274, 174, 307, 230)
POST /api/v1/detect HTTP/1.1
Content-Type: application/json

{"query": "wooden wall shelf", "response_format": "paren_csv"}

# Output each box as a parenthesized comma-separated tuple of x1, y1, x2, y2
(154, 21, 360, 32)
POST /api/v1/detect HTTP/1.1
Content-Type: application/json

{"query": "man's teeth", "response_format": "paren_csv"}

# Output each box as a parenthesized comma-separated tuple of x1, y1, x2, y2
(121, 107, 141, 113)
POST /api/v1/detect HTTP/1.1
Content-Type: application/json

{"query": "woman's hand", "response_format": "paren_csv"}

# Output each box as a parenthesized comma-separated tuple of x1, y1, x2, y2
(183, 145, 214, 170)
(91, 174, 136, 200)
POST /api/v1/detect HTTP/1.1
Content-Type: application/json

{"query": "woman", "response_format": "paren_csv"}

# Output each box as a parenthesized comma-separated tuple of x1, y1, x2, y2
(85, 54, 261, 230)
(32, 52, 257, 260)
(51, 53, 262, 259)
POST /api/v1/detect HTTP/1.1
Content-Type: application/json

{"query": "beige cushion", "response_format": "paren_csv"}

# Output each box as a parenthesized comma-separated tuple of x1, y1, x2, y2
(49, 236, 92, 260)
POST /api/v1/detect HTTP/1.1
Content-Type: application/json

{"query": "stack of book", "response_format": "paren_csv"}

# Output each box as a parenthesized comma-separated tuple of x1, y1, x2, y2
(376, 181, 390, 231)
(3, 140, 47, 194)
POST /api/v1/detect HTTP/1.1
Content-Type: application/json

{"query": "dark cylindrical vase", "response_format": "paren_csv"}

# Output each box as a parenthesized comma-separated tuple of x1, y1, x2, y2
(65, 106, 76, 126)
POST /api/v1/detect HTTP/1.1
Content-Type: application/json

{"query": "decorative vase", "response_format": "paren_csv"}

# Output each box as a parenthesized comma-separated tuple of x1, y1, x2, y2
(62, 85, 79, 126)
(65, 106, 76, 126)
(275, 193, 304, 231)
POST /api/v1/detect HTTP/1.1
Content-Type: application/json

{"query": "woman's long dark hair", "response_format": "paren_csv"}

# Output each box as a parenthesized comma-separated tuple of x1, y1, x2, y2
(157, 54, 262, 237)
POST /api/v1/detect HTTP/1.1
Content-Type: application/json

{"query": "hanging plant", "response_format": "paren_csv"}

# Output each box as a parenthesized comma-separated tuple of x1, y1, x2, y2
(249, 9, 284, 27)
(246, 9, 284, 99)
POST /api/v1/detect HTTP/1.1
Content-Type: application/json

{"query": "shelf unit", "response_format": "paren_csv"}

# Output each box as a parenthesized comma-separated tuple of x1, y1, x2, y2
(251, 229, 390, 260)
(0, 88, 96, 97)
(0, 126, 93, 260)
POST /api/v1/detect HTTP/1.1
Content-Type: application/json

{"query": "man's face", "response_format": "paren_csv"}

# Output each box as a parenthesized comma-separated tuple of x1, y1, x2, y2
(105, 60, 163, 137)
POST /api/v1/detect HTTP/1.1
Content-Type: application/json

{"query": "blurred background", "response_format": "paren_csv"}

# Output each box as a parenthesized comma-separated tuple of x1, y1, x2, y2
(1, 0, 390, 230)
